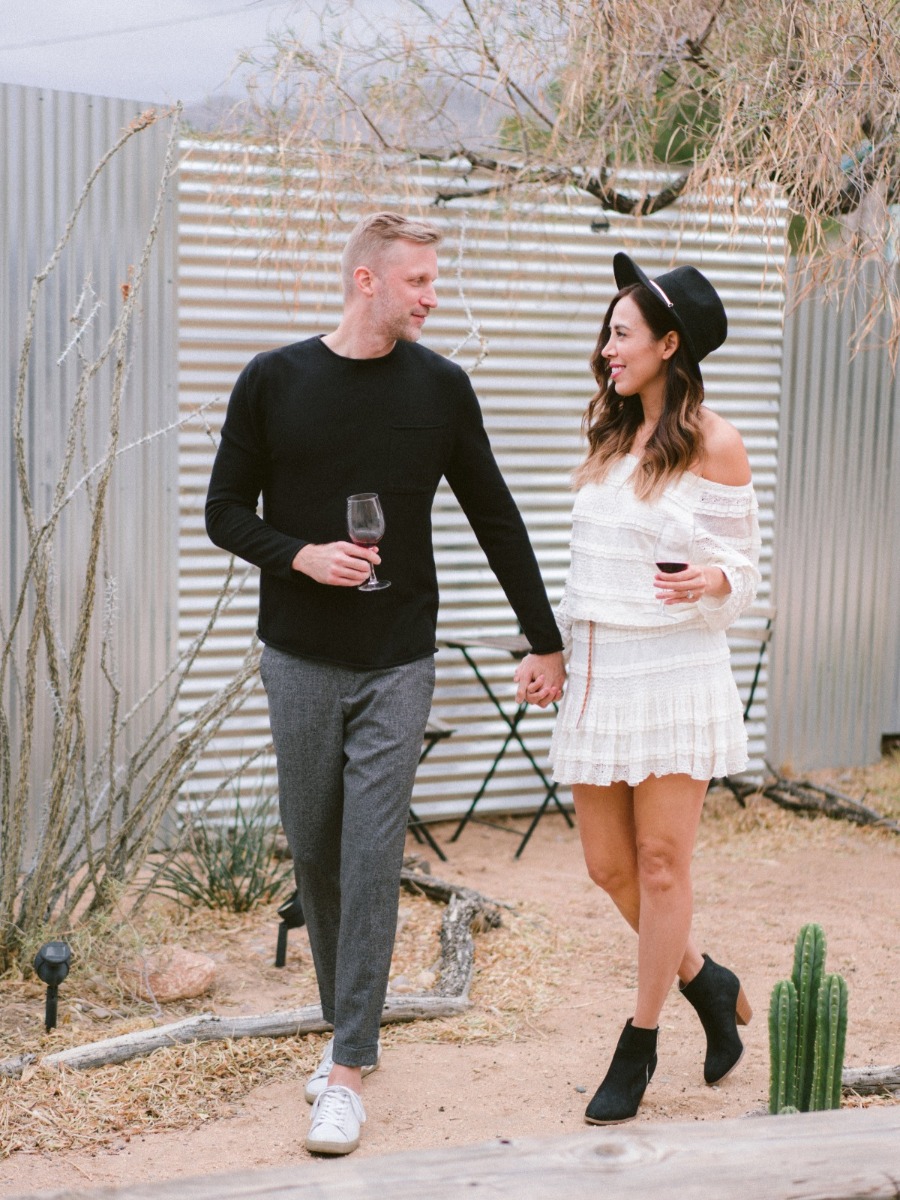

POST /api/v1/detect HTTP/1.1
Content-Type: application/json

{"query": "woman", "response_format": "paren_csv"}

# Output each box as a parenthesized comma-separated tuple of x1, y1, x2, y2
(517, 253, 760, 1125)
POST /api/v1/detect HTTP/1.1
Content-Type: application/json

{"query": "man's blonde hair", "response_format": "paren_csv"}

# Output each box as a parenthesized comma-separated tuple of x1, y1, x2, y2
(341, 212, 442, 297)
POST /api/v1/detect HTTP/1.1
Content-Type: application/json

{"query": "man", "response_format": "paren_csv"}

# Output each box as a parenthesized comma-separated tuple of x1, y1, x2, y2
(206, 212, 565, 1156)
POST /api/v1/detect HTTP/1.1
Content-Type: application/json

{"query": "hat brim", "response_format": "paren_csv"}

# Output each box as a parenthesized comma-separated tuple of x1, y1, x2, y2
(612, 252, 703, 381)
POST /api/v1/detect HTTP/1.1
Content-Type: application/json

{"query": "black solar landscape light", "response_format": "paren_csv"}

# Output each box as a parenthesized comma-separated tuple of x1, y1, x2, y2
(274, 891, 305, 968)
(33, 941, 72, 1031)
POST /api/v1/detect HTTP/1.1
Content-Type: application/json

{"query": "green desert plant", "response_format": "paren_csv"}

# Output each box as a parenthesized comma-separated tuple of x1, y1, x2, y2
(151, 792, 293, 913)
(792, 921, 827, 1109)
(768, 923, 849, 1114)
(810, 972, 849, 1111)
(768, 977, 798, 1114)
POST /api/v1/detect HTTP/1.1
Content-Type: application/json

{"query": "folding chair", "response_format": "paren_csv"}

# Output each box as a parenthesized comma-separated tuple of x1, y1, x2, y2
(714, 604, 776, 804)
(407, 714, 454, 862)
(439, 634, 573, 857)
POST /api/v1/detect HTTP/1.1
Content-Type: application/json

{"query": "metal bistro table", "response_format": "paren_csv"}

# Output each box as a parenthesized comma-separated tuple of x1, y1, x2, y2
(439, 633, 573, 857)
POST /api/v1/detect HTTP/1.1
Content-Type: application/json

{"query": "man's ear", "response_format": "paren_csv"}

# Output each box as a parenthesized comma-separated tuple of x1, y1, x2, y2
(353, 265, 375, 297)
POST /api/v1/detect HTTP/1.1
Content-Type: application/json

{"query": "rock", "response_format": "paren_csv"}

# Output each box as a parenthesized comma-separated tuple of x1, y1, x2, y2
(121, 946, 217, 1003)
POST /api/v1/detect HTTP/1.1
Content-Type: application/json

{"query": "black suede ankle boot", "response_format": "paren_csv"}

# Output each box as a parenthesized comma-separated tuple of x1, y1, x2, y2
(584, 1019, 658, 1125)
(679, 953, 753, 1085)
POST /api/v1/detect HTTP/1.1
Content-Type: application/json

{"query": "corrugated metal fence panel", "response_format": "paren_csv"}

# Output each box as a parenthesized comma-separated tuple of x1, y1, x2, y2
(768, 264, 900, 770)
(178, 142, 785, 819)
(0, 84, 178, 826)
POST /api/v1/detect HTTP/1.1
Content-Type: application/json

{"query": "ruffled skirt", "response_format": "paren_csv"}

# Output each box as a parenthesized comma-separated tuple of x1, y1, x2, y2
(548, 620, 748, 787)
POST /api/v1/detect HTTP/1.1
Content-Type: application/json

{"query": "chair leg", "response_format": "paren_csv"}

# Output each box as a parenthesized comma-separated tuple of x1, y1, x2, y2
(275, 922, 289, 968)
(408, 807, 447, 861)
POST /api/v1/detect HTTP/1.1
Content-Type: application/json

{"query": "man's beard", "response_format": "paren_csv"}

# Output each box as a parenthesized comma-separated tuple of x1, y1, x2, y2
(377, 302, 424, 344)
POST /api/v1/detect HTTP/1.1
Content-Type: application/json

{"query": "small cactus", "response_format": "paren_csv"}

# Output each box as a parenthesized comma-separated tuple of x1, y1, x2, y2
(810, 972, 849, 1110)
(769, 925, 848, 1114)
(791, 922, 826, 1109)
(768, 978, 798, 1114)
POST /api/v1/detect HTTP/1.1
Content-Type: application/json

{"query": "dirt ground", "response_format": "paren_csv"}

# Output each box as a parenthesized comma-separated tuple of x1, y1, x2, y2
(1, 779, 898, 1197)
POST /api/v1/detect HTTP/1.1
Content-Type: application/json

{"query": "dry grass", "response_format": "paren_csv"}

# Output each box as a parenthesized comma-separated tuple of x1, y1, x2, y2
(0, 882, 563, 1158)
(0, 1037, 321, 1158)
(2, 753, 897, 1159)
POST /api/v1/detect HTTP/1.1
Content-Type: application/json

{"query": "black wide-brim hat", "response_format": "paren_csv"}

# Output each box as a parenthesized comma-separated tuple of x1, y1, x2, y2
(612, 252, 727, 382)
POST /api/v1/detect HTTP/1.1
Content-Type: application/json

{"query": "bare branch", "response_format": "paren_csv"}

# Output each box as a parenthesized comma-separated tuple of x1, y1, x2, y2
(459, 0, 556, 132)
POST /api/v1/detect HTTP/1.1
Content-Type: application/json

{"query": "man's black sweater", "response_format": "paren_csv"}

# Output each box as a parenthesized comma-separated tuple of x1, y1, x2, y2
(205, 335, 562, 668)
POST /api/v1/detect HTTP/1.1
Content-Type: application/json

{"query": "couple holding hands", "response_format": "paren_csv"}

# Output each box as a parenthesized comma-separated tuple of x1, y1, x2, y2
(206, 212, 759, 1155)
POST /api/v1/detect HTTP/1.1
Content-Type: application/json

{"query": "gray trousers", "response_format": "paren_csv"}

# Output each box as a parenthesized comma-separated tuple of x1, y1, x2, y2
(259, 645, 435, 1067)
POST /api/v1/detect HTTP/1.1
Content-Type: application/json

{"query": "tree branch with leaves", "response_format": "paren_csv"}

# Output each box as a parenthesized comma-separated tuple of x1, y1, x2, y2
(234, 0, 900, 342)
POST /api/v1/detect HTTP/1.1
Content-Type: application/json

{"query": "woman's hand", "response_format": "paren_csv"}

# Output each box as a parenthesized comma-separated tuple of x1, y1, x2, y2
(654, 564, 730, 605)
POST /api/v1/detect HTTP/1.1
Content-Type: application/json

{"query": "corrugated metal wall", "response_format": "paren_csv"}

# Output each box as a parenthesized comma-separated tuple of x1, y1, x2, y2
(178, 141, 785, 821)
(0, 84, 178, 824)
(768, 264, 900, 770)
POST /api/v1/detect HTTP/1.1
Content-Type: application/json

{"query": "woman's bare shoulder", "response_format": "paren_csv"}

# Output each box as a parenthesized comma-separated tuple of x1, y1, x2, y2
(698, 410, 752, 486)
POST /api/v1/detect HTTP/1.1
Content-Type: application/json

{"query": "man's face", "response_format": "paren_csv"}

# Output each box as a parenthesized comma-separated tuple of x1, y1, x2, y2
(368, 240, 439, 343)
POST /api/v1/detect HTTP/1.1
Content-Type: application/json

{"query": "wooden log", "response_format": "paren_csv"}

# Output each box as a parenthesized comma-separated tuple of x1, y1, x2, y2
(434, 894, 479, 999)
(0, 873, 499, 1080)
(7, 1108, 900, 1200)
(842, 1063, 900, 1095)
(761, 770, 900, 834)
(399, 866, 504, 927)
(0, 994, 468, 1079)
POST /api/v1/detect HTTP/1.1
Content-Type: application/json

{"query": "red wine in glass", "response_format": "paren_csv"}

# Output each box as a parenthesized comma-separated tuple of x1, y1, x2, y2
(652, 520, 693, 611)
(347, 493, 390, 591)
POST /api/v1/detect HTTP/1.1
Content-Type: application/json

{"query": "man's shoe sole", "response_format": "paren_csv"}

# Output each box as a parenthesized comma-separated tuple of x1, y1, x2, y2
(305, 1133, 360, 1155)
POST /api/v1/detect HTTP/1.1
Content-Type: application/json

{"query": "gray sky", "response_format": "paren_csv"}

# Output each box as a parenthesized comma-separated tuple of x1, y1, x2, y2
(0, 0, 321, 106)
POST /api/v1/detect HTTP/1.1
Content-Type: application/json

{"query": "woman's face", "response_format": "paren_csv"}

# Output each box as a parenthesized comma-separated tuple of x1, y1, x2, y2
(601, 294, 676, 400)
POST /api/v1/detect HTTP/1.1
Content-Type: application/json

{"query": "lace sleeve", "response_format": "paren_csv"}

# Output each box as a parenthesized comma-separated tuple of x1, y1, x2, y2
(693, 482, 761, 632)
(555, 586, 573, 660)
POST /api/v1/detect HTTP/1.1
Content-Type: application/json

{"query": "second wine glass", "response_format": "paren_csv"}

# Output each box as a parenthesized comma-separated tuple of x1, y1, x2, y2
(347, 493, 390, 592)
(652, 517, 693, 612)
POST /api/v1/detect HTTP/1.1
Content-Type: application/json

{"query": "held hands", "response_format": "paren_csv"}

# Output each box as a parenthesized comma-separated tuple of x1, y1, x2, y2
(514, 651, 566, 707)
(654, 564, 730, 605)
(293, 541, 380, 587)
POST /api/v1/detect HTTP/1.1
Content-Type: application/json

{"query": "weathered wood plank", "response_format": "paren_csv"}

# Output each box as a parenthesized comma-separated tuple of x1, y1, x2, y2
(9, 1107, 900, 1200)
(842, 1064, 900, 1095)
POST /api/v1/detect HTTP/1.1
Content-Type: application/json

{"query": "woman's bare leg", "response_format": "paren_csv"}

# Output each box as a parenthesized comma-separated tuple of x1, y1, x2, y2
(630, 774, 707, 1027)
(573, 781, 706, 994)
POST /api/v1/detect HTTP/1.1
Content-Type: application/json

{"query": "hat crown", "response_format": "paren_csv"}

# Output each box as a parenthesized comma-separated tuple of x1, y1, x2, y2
(612, 253, 727, 378)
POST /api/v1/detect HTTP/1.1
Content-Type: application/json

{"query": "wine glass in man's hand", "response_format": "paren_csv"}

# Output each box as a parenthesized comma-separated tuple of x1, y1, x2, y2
(347, 493, 390, 591)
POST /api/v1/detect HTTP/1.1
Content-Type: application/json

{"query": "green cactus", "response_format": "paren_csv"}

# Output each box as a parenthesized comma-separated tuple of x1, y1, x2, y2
(809, 972, 848, 1110)
(768, 978, 798, 1114)
(791, 922, 826, 1109)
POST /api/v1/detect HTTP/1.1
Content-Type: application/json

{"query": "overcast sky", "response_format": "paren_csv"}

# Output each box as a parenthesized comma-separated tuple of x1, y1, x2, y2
(0, 0, 326, 107)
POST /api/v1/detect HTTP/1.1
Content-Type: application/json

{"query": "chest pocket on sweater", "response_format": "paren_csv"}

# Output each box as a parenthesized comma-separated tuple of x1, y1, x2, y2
(387, 423, 448, 493)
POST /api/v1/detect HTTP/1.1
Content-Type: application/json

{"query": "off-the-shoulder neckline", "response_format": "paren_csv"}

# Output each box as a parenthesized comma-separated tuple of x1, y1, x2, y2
(621, 453, 754, 492)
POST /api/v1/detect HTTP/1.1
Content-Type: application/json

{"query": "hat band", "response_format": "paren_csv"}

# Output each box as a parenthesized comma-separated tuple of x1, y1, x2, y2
(648, 279, 674, 308)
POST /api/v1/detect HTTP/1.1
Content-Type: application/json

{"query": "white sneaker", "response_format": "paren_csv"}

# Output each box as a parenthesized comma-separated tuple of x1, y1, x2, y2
(305, 1085, 366, 1155)
(304, 1036, 382, 1103)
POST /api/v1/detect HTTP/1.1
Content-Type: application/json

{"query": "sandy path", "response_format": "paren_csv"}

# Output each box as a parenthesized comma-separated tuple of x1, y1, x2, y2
(2, 793, 898, 1196)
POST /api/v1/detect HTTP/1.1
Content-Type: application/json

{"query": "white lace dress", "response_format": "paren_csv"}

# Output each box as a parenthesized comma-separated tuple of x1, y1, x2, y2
(548, 455, 761, 787)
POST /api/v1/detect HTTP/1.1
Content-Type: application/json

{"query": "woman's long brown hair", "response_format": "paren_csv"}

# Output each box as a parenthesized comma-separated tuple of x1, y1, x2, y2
(573, 283, 705, 500)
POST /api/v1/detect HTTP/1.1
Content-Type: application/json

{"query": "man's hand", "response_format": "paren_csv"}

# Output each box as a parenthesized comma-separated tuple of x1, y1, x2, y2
(292, 541, 380, 586)
(513, 651, 566, 707)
